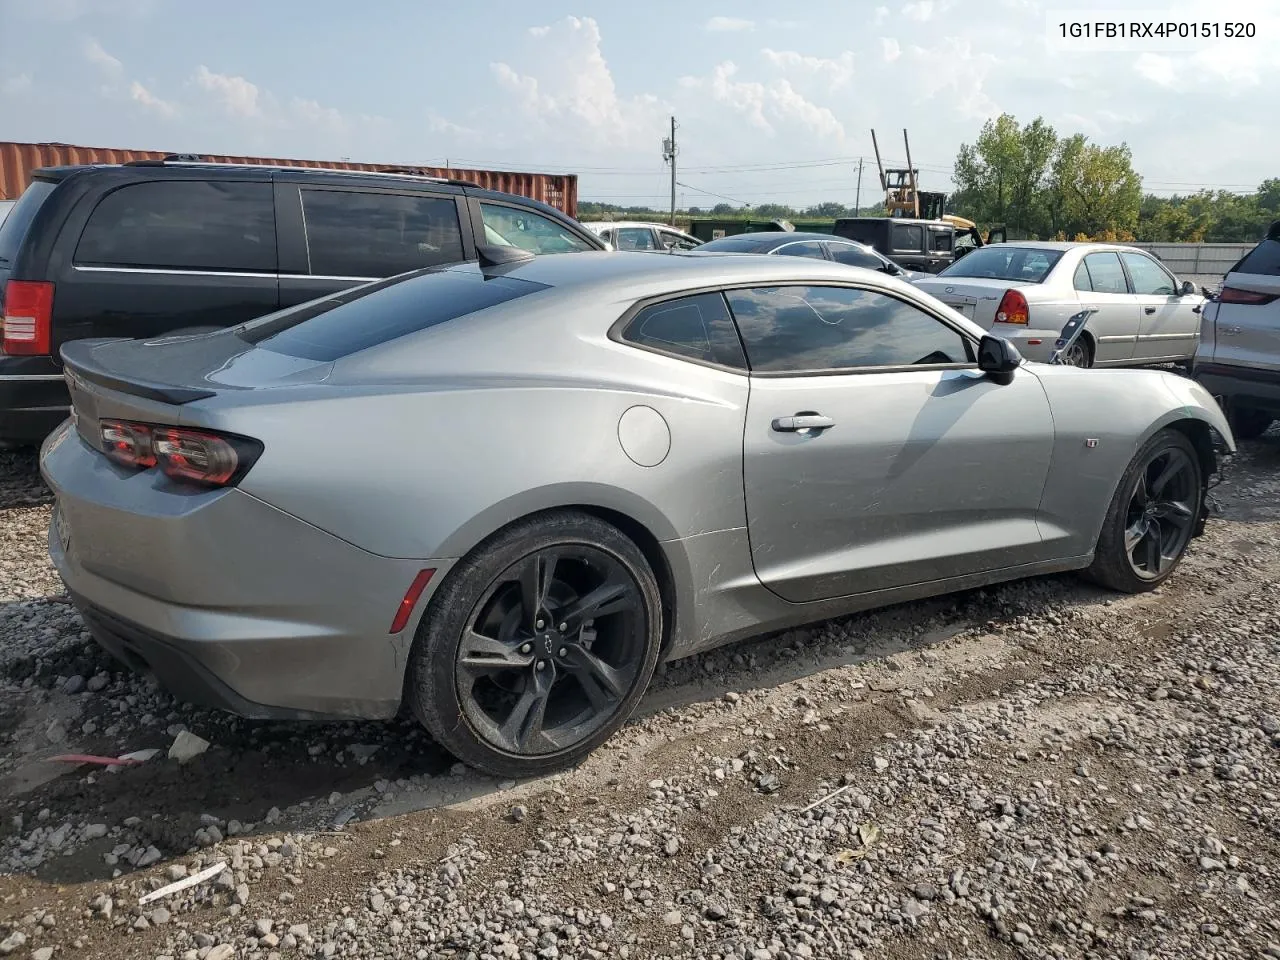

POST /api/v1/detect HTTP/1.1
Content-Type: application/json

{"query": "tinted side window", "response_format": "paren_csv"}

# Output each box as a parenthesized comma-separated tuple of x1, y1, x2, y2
(1073, 261, 1093, 292)
(726, 285, 970, 373)
(1120, 252, 1175, 296)
(774, 241, 825, 259)
(827, 243, 884, 270)
(621, 292, 746, 369)
(480, 203, 595, 255)
(76, 180, 276, 272)
(1235, 238, 1280, 277)
(1082, 252, 1128, 294)
(892, 224, 924, 252)
(930, 229, 953, 252)
(302, 189, 461, 278)
(0, 180, 56, 264)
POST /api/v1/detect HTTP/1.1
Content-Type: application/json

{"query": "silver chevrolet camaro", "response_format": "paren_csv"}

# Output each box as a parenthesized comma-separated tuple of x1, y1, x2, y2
(40, 248, 1235, 777)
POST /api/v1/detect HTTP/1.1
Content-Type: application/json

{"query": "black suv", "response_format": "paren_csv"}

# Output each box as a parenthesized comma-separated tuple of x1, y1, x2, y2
(0, 160, 605, 444)
(831, 217, 996, 274)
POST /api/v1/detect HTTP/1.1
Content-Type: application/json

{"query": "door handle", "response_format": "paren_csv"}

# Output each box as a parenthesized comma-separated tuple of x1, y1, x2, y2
(1144, 306, 1156, 315)
(772, 414, 835, 433)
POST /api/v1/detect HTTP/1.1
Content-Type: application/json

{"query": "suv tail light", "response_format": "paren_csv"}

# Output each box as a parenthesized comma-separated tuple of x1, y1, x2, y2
(2, 280, 54, 355)
(1219, 286, 1279, 305)
(995, 289, 1029, 325)
(99, 419, 262, 487)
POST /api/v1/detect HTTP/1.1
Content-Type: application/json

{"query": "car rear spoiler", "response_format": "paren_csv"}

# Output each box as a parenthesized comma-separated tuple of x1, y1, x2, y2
(60, 339, 216, 405)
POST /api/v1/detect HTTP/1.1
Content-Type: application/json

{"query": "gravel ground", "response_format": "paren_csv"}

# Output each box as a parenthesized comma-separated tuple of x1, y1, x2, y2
(1, 434, 1279, 960)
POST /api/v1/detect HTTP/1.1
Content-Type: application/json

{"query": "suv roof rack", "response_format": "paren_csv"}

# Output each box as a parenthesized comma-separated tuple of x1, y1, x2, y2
(119, 156, 477, 187)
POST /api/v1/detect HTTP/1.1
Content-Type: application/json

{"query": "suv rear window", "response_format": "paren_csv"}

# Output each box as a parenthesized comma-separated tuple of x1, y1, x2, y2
(240, 267, 549, 362)
(0, 180, 56, 264)
(76, 180, 276, 272)
(1233, 238, 1280, 277)
(300, 189, 464, 278)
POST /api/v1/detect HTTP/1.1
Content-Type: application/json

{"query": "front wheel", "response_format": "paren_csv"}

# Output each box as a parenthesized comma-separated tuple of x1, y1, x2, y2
(1084, 428, 1203, 593)
(407, 511, 662, 779)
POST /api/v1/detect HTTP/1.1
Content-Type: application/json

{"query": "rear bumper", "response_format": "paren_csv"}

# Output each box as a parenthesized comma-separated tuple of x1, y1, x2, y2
(42, 422, 455, 719)
(1193, 362, 1280, 414)
(0, 356, 70, 444)
(995, 326, 1062, 364)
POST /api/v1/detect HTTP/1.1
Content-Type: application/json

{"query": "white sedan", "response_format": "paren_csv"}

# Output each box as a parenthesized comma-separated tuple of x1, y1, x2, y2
(582, 221, 702, 252)
(914, 241, 1205, 367)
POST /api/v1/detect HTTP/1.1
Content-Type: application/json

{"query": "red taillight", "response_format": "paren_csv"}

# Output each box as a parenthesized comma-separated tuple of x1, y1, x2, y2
(97, 420, 262, 487)
(1219, 286, 1279, 305)
(2, 280, 54, 355)
(389, 568, 436, 634)
(995, 289, 1029, 325)
(100, 419, 156, 469)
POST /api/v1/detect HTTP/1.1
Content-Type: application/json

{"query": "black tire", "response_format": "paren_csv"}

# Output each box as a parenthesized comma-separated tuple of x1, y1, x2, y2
(1084, 428, 1203, 593)
(1228, 406, 1273, 441)
(407, 511, 662, 779)
(1062, 335, 1094, 369)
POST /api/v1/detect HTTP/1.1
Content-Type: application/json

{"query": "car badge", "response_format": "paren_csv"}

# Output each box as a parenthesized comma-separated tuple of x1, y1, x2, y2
(944, 286, 954, 294)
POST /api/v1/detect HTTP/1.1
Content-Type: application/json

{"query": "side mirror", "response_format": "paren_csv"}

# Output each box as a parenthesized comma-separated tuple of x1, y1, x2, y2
(978, 335, 1021, 385)
(1179, 279, 1197, 297)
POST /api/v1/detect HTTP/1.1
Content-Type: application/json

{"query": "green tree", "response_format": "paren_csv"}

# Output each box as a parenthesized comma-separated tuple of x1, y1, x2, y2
(1047, 137, 1142, 239)
(952, 114, 1056, 236)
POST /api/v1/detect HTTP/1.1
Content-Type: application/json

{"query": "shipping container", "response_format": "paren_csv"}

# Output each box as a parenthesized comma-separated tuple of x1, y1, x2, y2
(0, 141, 579, 217)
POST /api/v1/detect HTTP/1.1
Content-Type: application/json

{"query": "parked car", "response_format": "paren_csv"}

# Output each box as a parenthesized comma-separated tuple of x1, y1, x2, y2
(831, 216, 997, 273)
(584, 221, 702, 252)
(42, 248, 1233, 777)
(692, 230, 928, 281)
(0, 200, 14, 227)
(1192, 220, 1280, 439)
(0, 159, 605, 445)
(913, 242, 1205, 367)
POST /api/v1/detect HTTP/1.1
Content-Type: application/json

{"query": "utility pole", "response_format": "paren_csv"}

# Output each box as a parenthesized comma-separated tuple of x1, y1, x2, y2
(855, 157, 863, 216)
(662, 117, 678, 226)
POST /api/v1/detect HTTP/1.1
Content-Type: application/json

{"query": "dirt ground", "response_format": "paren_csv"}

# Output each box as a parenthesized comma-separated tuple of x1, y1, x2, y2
(1, 433, 1279, 960)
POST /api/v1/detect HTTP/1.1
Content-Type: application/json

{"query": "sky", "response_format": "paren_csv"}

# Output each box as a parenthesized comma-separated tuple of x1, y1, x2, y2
(0, 0, 1275, 211)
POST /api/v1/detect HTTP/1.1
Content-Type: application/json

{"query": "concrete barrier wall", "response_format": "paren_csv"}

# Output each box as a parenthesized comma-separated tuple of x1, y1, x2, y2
(1131, 242, 1253, 287)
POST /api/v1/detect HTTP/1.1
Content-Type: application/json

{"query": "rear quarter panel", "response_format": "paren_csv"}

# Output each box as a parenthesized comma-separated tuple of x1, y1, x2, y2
(194, 291, 752, 563)
(1030, 366, 1232, 557)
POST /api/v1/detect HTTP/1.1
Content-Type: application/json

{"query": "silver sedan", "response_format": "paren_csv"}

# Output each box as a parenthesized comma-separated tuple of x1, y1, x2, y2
(41, 249, 1233, 777)
(914, 241, 1205, 367)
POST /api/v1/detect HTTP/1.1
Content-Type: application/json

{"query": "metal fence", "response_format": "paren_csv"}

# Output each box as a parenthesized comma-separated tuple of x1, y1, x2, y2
(1131, 242, 1253, 287)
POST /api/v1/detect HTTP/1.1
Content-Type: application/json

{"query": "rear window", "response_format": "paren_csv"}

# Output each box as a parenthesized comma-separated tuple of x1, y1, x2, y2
(1233, 238, 1280, 277)
(833, 221, 880, 245)
(939, 245, 1063, 283)
(75, 180, 276, 272)
(240, 267, 549, 362)
(0, 180, 56, 264)
(697, 237, 771, 253)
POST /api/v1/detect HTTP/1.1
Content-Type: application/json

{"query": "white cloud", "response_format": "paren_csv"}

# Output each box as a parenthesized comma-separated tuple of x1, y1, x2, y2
(905, 37, 998, 119)
(903, 1, 935, 20)
(83, 37, 122, 74)
(762, 49, 855, 90)
(129, 80, 175, 117)
(880, 37, 902, 61)
(193, 65, 261, 118)
(874, 5, 890, 24)
(698, 60, 845, 141)
(1134, 53, 1177, 87)
(10, 0, 155, 22)
(704, 16, 755, 32)
(291, 96, 344, 132)
(489, 17, 666, 147)
(1, 73, 32, 95)
(528, 25, 550, 37)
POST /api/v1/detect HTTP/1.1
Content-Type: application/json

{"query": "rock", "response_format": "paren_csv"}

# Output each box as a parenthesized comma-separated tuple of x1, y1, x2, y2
(369, 893, 386, 913)
(255, 919, 274, 937)
(509, 805, 528, 823)
(913, 883, 938, 901)
(87, 673, 109, 692)
(756, 773, 780, 794)
(137, 846, 163, 867)
(206, 946, 235, 960)
(165, 864, 188, 881)
(0, 932, 26, 955)
(705, 901, 728, 921)
(150, 906, 171, 925)
(168, 730, 210, 764)
(63, 674, 86, 694)
(32, 949, 54, 960)
(235, 883, 251, 906)
(83, 823, 108, 839)
(45, 721, 67, 744)
(663, 910, 683, 926)
(664, 837, 680, 856)
(873, 756, 890, 773)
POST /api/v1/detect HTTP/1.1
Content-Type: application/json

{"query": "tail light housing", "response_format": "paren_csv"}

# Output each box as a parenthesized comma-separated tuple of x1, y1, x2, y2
(1219, 286, 1278, 305)
(2, 280, 54, 355)
(995, 289, 1029, 325)
(98, 420, 262, 487)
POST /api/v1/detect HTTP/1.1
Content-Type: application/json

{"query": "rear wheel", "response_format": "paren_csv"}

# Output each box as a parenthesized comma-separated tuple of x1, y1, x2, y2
(407, 511, 662, 778)
(1084, 428, 1202, 593)
(1228, 405, 1273, 441)
(1062, 336, 1093, 368)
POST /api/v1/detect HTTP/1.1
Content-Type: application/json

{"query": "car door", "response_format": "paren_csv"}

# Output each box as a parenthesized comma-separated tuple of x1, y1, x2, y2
(275, 181, 471, 308)
(1071, 251, 1142, 364)
(925, 226, 954, 273)
(890, 222, 931, 272)
(1119, 251, 1199, 361)
(729, 283, 1056, 603)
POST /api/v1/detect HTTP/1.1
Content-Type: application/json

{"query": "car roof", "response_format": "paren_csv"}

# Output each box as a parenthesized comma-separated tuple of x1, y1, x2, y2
(585, 221, 690, 232)
(985, 240, 1142, 253)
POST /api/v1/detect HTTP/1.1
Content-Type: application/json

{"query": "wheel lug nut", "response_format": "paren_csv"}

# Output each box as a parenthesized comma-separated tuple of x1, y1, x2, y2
(535, 619, 545, 630)
(519, 643, 532, 654)
(558, 622, 567, 632)
(535, 661, 546, 672)
(558, 647, 567, 658)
